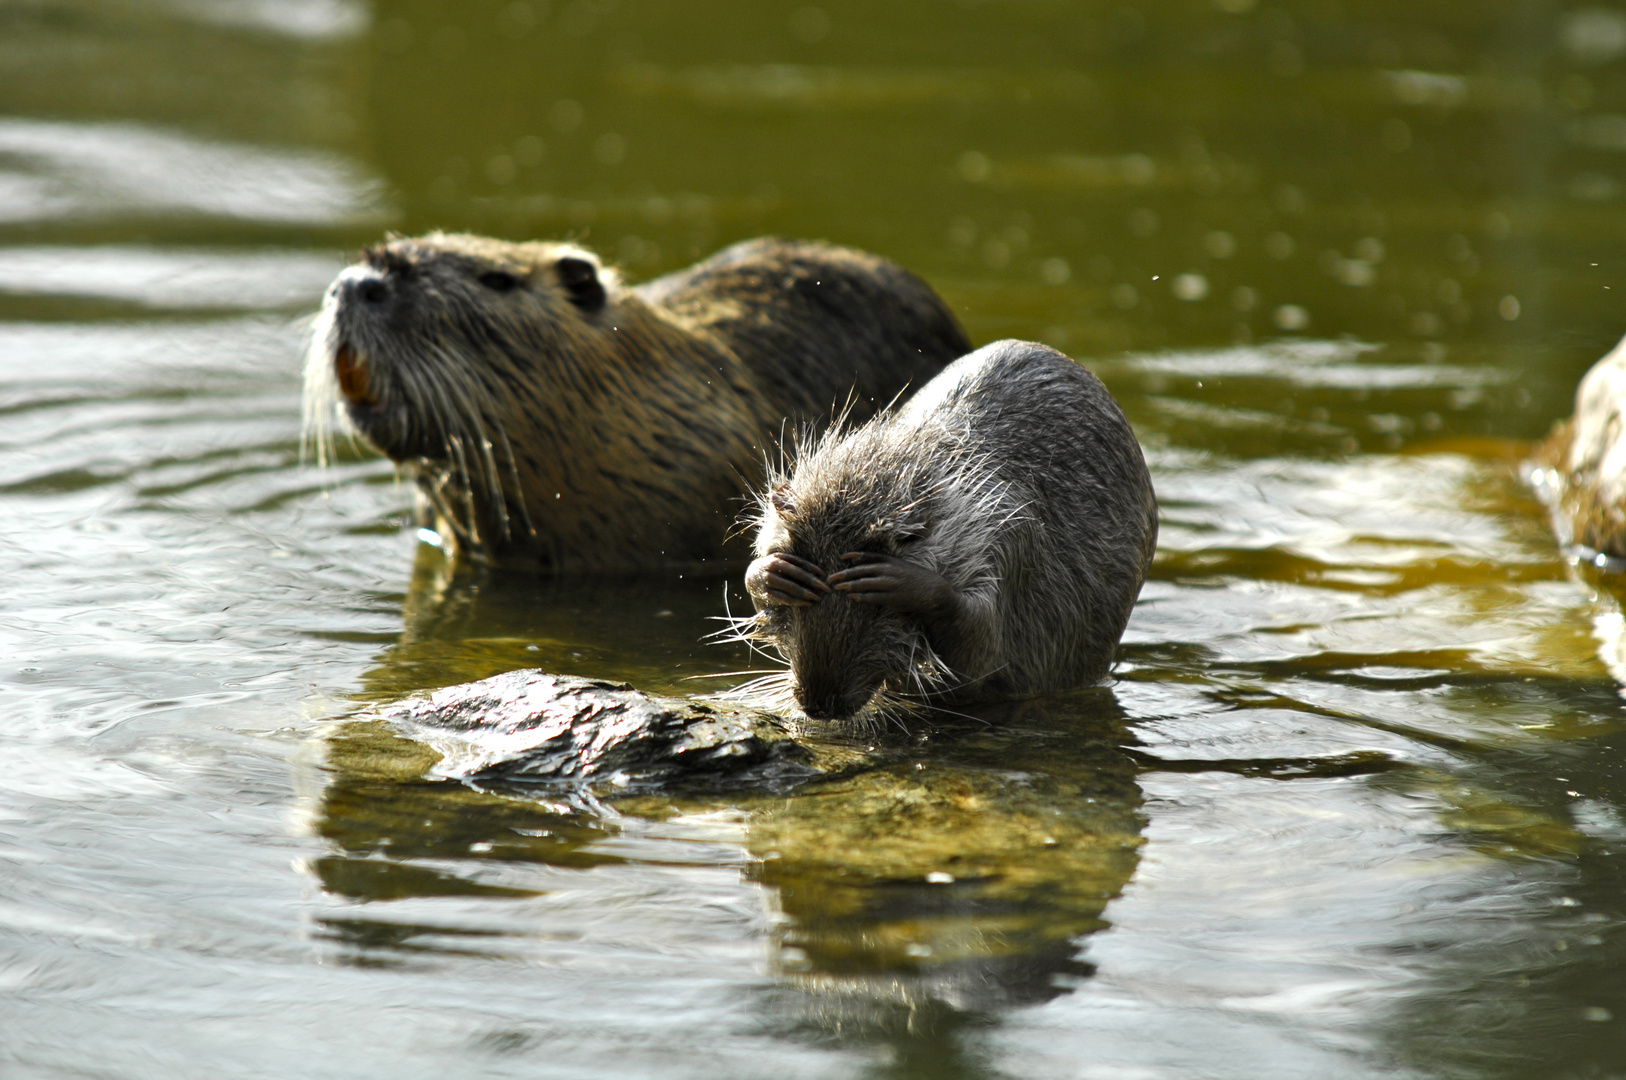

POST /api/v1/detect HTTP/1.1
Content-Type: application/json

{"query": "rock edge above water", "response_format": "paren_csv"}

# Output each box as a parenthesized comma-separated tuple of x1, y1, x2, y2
(370, 668, 822, 791)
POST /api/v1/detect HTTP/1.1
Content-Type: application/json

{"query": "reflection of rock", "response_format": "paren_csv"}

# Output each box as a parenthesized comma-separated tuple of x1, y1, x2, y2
(307, 670, 1144, 1025)
(738, 696, 1142, 1021)
(310, 717, 625, 903)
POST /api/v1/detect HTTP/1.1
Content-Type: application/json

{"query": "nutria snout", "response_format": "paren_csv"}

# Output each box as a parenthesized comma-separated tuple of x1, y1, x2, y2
(304, 233, 971, 574)
(732, 339, 1159, 723)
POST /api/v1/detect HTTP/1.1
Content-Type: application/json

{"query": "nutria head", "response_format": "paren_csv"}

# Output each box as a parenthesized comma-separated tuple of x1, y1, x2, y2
(302, 232, 764, 564)
(304, 232, 619, 466)
(742, 421, 966, 723)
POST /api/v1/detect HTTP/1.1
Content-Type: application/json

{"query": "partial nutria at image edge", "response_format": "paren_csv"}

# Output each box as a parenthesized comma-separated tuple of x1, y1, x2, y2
(304, 233, 970, 574)
(1534, 332, 1626, 560)
(731, 339, 1159, 724)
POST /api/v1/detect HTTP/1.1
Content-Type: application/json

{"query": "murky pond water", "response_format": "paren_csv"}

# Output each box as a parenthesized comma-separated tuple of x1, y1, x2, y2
(8, 1, 1626, 1077)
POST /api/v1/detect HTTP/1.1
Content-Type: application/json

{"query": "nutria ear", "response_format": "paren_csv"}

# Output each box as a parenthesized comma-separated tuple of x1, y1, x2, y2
(555, 256, 606, 312)
(770, 484, 796, 515)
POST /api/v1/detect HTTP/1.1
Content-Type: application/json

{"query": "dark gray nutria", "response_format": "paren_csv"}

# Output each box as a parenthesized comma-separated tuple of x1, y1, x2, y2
(733, 339, 1159, 722)
(304, 234, 969, 574)
(1535, 333, 1626, 559)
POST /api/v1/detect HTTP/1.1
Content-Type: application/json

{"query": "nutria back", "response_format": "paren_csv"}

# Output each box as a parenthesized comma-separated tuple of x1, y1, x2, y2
(304, 234, 970, 574)
(739, 339, 1158, 720)
(642, 238, 972, 417)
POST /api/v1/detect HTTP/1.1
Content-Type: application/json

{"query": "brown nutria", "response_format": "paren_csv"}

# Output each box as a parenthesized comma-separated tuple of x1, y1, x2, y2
(303, 234, 970, 574)
(732, 339, 1159, 722)
(1535, 333, 1626, 560)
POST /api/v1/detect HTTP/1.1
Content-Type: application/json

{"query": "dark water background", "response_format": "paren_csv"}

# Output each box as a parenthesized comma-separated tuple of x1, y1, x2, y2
(7, 1, 1626, 1076)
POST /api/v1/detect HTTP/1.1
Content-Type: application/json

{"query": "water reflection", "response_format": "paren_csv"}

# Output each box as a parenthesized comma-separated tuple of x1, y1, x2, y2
(0, 246, 342, 312)
(0, 118, 386, 227)
(309, 673, 1143, 1032)
(739, 698, 1141, 1019)
(357, 545, 753, 697)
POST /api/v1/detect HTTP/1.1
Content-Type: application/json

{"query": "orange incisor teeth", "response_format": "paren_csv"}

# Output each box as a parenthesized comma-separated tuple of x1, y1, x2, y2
(334, 343, 377, 405)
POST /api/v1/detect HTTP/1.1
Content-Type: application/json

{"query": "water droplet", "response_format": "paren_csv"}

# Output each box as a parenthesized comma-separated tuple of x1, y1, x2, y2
(485, 154, 517, 185)
(957, 151, 991, 183)
(1353, 236, 1386, 262)
(1410, 311, 1443, 336)
(515, 135, 546, 167)
(1171, 273, 1209, 301)
(1203, 230, 1236, 259)
(593, 133, 626, 165)
(1274, 304, 1310, 331)
(549, 99, 584, 133)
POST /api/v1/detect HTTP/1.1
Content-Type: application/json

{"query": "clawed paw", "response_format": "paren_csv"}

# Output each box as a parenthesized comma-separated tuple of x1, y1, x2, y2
(747, 552, 830, 607)
(829, 552, 954, 614)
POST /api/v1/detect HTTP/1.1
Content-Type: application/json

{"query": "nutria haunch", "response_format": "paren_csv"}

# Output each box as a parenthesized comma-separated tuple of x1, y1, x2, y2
(733, 339, 1159, 722)
(1535, 332, 1626, 560)
(303, 234, 970, 574)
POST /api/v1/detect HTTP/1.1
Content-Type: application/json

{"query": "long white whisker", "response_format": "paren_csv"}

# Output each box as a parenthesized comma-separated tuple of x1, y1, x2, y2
(679, 669, 784, 682)
(300, 308, 339, 471)
(425, 346, 511, 541)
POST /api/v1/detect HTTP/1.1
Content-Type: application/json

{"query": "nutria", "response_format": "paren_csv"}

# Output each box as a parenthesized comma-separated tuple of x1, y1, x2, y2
(734, 339, 1159, 722)
(1536, 333, 1626, 560)
(303, 234, 970, 573)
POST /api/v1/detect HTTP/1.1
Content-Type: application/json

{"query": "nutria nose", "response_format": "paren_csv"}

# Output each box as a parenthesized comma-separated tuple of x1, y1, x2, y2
(797, 685, 848, 721)
(336, 266, 391, 307)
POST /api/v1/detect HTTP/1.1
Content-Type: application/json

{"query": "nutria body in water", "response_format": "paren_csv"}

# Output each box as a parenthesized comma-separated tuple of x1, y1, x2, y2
(739, 339, 1158, 722)
(304, 234, 969, 573)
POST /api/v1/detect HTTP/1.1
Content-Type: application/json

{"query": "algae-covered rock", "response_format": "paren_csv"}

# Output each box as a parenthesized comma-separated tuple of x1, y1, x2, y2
(373, 669, 818, 791)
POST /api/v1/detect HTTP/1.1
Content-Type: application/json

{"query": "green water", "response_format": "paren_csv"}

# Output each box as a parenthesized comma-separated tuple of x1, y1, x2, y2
(7, 1, 1626, 1077)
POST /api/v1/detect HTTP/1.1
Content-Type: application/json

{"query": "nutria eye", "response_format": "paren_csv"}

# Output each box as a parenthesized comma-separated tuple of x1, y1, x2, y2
(479, 271, 521, 292)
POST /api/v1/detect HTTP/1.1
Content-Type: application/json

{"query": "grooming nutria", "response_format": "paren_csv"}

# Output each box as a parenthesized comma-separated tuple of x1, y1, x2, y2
(1536, 333, 1626, 560)
(738, 339, 1158, 722)
(303, 234, 969, 573)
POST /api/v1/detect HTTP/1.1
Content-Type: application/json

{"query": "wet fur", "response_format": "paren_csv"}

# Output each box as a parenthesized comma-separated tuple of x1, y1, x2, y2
(1535, 333, 1626, 557)
(732, 340, 1159, 722)
(304, 233, 969, 573)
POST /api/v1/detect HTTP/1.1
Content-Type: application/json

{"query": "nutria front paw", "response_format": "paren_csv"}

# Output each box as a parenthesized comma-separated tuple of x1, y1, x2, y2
(829, 553, 956, 617)
(746, 552, 831, 608)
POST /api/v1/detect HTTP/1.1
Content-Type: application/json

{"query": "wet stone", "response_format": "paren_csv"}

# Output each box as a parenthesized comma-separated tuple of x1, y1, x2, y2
(370, 669, 822, 792)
